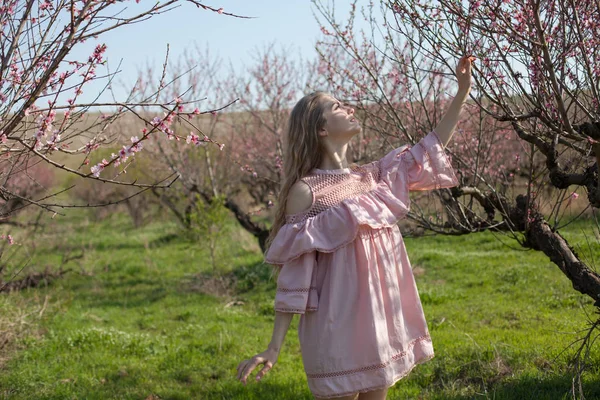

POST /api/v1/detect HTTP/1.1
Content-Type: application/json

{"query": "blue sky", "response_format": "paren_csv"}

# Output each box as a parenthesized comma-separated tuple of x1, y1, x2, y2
(72, 0, 369, 105)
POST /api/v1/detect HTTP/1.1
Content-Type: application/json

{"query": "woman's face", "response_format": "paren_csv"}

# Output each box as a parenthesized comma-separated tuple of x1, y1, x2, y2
(319, 96, 361, 140)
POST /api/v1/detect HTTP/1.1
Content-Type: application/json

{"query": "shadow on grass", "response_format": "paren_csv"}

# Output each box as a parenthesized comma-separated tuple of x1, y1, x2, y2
(189, 374, 600, 400)
(33, 379, 312, 400)
(80, 285, 171, 309)
(147, 233, 182, 248)
(35, 232, 186, 256)
(199, 380, 312, 400)
(434, 374, 600, 400)
(177, 260, 277, 300)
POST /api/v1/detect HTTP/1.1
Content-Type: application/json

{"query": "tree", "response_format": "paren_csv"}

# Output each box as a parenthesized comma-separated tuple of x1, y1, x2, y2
(313, 0, 599, 300)
(0, 1, 246, 223)
(313, 0, 599, 394)
(137, 44, 317, 252)
(0, 0, 247, 288)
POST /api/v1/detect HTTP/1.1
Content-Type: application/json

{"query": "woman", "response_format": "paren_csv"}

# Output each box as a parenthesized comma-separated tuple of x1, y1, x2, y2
(237, 55, 473, 399)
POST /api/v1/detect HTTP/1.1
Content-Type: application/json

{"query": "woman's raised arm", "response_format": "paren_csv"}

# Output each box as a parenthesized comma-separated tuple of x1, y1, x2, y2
(433, 56, 474, 147)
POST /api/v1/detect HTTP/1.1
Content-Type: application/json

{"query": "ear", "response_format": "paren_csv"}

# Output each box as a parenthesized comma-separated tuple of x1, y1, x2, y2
(318, 127, 328, 137)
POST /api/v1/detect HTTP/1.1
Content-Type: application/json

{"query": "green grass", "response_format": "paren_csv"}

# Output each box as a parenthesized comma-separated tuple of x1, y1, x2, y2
(1, 209, 600, 399)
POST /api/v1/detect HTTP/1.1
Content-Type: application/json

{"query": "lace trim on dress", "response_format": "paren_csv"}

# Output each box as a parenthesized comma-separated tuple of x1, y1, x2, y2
(276, 286, 318, 293)
(306, 334, 432, 379)
(285, 164, 378, 225)
(308, 353, 435, 399)
(274, 306, 318, 313)
(312, 167, 352, 174)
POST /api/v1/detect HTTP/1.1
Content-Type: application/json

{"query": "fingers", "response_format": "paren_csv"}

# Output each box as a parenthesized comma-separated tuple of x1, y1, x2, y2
(238, 357, 261, 385)
(255, 361, 273, 382)
(457, 55, 474, 75)
(236, 360, 244, 382)
(236, 356, 274, 385)
(237, 359, 255, 382)
(236, 360, 247, 381)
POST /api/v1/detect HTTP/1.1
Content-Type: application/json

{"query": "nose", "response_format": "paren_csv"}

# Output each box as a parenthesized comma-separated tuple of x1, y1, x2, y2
(347, 106, 354, 115)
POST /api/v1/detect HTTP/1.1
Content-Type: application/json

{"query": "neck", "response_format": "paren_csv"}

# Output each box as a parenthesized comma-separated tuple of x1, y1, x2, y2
(318, 140, 349, 170)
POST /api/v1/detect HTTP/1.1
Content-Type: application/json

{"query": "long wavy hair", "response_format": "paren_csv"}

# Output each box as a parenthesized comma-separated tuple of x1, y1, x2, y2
(264, 91, 331, 259)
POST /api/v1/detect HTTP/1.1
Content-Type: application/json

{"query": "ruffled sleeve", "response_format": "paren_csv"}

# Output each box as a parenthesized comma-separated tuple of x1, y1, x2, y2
(263, 190, 405, 266)
(262, 131, 458, 270)
(378, 130, 459, 192)
(272, 251, 319, 314)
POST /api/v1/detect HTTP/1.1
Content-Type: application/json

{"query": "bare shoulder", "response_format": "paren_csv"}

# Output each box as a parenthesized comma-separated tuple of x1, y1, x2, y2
(286, 180, 313, 215)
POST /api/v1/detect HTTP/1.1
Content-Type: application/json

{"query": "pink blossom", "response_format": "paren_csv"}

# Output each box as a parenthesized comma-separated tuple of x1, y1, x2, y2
(39, 0, 52, 11)
(186, 132, 199, 145)
(217, 7, 224, 14)
(84, 141, 100, 153)
(470, 0, 482, 10)
(91, 158, 110, 177)
(89, 44, 107, 63)
(46, 130, 61, 146)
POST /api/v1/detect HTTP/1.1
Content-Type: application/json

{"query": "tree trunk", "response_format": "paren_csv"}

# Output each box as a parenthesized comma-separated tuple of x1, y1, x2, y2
(224, 198, 270, 253)
(526, 218, 600, 305)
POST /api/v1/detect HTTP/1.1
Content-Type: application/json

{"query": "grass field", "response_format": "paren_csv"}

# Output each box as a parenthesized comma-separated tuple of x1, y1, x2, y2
(1, 208, 599, 399)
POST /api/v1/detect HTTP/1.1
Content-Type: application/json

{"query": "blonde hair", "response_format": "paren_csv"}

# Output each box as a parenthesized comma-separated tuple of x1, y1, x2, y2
(264, 91, 330, 259)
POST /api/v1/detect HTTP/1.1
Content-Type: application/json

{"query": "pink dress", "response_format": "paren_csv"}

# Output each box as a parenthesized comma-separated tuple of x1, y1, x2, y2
(264, 130, 459, 398)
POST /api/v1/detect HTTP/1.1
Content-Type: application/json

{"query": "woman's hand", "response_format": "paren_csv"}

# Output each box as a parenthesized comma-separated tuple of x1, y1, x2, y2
(236, 348, 280, 385)
(456, 55, 475, 93)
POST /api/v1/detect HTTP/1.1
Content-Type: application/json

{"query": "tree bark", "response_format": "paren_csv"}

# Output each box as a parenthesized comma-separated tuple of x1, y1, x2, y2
(224, 198, 269, 253)
(526, 218, 600, 304)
